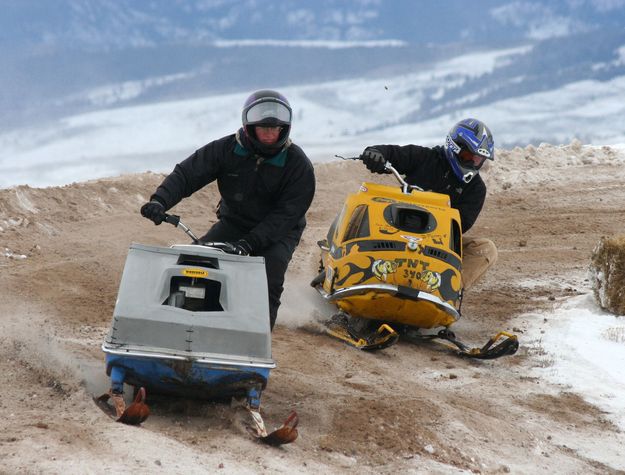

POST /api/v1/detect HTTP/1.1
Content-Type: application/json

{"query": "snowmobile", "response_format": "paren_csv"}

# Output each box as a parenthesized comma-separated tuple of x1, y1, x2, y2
(95, 215, 298, 446)
(311, 157, 518, 359)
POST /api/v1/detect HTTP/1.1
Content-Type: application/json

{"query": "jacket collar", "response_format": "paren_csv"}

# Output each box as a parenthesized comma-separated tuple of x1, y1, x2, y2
(235, 129, 290, 167)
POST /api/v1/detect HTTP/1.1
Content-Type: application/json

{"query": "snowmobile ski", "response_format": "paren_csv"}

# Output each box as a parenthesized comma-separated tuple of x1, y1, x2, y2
(247, 409, 299, 446)
(404, 328, 519, 360)
(94, 386, 150, 425)
(325, 313, 399, 351)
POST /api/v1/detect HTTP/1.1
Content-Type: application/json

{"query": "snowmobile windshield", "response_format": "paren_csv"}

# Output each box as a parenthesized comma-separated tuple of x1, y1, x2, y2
(245, 101, 291, 124)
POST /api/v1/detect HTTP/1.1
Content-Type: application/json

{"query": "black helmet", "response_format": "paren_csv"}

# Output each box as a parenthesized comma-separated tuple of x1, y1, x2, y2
(241, 89, 292, 156)
(443, 118, 494, 183)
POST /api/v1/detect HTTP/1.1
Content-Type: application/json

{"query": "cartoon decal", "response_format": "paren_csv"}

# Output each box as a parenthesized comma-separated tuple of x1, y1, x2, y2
(334, 255, 461, 304)
(372, 259, 398, 281)
(420, 270, 441, 290)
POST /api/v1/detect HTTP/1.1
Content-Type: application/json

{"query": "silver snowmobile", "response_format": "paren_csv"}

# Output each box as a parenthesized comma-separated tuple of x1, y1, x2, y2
(95, 214, 298, 446)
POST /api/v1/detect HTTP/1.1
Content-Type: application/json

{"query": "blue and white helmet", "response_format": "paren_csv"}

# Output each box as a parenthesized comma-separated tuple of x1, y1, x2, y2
(444, 118, 494, 183)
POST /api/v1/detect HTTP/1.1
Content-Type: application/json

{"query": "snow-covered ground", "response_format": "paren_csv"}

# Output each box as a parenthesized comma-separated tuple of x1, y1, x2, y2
(2, 44, 625, 188)
(522, 293, 625, 430)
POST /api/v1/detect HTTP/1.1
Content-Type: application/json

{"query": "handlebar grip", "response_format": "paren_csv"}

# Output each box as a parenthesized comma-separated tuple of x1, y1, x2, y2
(334, 154, 360, 161)
(164, 214, 180, 226)
(341, 154, 391, 172)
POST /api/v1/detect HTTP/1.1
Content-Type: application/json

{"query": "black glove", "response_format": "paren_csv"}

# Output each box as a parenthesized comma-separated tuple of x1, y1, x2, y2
(227, 239, 252, 256)
(360, 147, 387, 174)
(140, 200, 166, 225)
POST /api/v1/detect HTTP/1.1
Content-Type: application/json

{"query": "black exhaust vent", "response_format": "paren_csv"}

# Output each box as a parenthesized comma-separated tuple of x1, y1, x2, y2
(354, 240, 406, 252)
(176, 254, 220, 269)
(423, 246, 461, 270)
(425, 247, 449, 260)
(374, 241, 399, 249)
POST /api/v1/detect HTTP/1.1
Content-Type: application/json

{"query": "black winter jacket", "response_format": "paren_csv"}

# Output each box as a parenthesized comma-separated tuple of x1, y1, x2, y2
(372, 144, 486, 232)
(152, 131, 316, 251)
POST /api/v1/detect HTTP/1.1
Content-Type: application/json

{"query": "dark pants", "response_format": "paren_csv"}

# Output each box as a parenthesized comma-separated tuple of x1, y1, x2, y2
(200, 220, 298, 331)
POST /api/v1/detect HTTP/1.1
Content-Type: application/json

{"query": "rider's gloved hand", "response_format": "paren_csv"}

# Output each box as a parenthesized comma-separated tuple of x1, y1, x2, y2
(140, 200, 167, 225)
(226, 239, 252, 256)
(360, 147, 387, 174)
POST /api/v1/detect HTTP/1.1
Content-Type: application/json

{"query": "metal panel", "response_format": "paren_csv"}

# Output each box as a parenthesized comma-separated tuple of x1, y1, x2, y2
(104, 243, 273, 365)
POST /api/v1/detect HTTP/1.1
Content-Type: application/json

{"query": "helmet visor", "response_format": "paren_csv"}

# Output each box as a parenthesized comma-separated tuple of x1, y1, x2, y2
(458, 149, 487, 170)
(245, 101, 291, 124)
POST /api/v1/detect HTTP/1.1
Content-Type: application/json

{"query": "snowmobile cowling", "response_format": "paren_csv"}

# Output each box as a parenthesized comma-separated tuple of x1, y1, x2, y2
(104, 243, 273, 366)
(313, 158, 518, 358)
(319, 181, 463, 329)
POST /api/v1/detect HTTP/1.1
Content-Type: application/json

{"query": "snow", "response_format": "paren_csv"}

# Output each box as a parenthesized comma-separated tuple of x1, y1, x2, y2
(526, 293, 625, 430)
(3, 248, 27, 259)
(81, 73, 194, 107)
(4, 59, 625, 188)
(8, 42, 625, 190)
(0, 44, 544, 189)
(14, 188, 38, 213)
(489, 2, 613, 40)
(212, 39, 408, 49)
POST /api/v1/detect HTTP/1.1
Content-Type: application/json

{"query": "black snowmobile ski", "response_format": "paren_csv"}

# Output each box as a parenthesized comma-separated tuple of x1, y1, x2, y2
(324, 313, 399, 351)
(402, 328, 519, 360)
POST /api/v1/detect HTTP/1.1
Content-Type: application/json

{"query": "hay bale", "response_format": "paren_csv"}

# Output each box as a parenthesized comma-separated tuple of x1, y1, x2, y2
(590, 235, 625, 315)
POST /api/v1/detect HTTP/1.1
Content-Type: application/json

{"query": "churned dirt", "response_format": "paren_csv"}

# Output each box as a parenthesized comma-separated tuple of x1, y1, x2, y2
(1, 142, 625, 474)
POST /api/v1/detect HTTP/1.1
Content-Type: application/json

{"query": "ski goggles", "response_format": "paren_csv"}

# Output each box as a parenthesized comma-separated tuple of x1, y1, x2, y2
(245, 100, 291, 124)
(458, 149, 488, 169)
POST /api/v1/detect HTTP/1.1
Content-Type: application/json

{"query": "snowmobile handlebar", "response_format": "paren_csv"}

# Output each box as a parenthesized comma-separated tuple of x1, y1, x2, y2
(336, 155, 424, 194)
(164, 214, 201, 243)
(162, 214, 249, 255)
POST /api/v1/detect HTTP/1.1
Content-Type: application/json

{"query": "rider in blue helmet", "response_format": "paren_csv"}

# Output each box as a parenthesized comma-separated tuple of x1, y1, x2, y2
(444, 118, 494, 184)
(358, 118, 497, 290)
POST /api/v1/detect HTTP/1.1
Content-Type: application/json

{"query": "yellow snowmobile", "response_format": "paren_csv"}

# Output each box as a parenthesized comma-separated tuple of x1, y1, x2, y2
(311, 158, 518, 359)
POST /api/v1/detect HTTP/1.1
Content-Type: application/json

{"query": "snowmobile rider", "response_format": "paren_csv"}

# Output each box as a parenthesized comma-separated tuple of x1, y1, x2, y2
(140, 89, 316, 330)
(359, 118, 497, 290)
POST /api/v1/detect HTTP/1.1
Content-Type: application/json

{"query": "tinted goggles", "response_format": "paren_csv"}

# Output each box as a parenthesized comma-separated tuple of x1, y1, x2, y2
(245, 100, 291, 124)
(458, 149, 487, 169)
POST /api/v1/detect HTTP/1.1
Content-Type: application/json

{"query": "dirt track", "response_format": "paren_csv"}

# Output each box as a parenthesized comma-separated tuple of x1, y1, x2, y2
(1, 143, 625, 474)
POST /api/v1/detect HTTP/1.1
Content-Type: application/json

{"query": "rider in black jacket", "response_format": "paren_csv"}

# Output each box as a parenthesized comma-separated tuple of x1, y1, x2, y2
(141, 90, 316, 329)
(360, 118, 496, 289)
